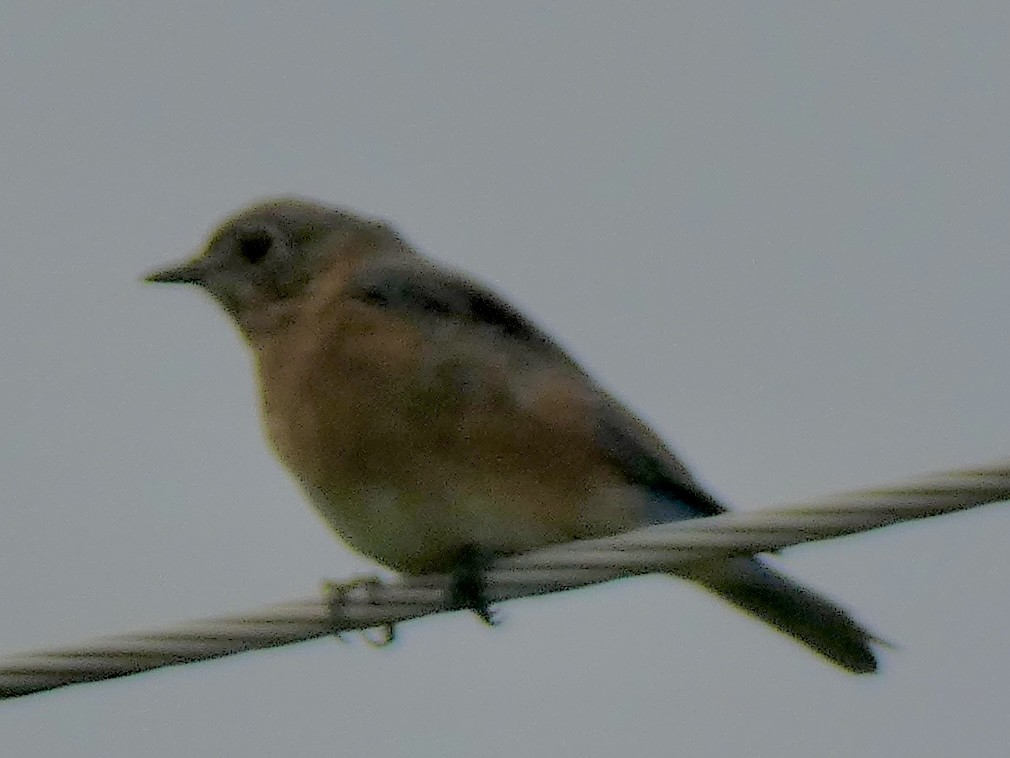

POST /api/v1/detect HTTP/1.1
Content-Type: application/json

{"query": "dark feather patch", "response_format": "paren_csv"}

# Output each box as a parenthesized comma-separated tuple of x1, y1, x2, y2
(349, 264, 555, 348)
(596, 406, 726, 518)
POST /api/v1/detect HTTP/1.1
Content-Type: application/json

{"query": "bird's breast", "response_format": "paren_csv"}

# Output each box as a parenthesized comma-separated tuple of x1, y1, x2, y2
(251, 300, 642, 572)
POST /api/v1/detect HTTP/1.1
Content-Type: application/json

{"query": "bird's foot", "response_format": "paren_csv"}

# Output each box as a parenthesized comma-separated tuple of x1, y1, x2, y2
(448, 545, 500, 626)
(322, 575, 397, 646)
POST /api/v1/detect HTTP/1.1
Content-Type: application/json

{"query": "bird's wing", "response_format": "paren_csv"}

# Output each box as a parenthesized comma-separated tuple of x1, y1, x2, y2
(346, 259, 725, 518)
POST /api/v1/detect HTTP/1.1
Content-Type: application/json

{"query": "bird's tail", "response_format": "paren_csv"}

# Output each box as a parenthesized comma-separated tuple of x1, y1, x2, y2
(676, 556, 880, 673)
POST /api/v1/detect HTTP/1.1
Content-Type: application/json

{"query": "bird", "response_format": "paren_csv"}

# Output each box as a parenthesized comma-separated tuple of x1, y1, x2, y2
(145, 197, 880, 673)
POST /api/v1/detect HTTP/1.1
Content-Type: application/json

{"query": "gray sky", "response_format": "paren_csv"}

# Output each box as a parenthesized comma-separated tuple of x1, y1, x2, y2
(2, 3, 1009, 756)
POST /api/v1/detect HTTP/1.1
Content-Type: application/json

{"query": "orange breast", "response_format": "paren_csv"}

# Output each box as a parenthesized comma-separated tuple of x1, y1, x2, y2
(252, 296, 639, 573)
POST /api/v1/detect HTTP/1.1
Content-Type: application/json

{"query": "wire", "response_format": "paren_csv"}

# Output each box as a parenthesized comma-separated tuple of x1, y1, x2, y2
(2, 460, 1007, 699)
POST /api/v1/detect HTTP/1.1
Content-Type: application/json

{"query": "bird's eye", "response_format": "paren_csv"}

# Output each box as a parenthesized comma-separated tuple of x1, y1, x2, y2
(236, 229, 274, 264)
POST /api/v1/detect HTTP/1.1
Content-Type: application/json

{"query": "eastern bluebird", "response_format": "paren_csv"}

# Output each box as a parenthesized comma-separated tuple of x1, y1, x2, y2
(146, 198, 879, 672)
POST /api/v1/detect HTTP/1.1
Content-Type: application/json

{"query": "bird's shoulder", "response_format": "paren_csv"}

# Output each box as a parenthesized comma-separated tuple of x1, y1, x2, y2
(343, 258, 563, 354)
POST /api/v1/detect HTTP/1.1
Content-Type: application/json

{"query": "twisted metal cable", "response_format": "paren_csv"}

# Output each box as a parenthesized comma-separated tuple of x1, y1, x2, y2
(3, 460, 1008, 699)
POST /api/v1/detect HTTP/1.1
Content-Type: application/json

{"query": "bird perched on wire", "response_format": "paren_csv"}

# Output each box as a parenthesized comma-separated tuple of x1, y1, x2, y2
(146, 197, 879, 673)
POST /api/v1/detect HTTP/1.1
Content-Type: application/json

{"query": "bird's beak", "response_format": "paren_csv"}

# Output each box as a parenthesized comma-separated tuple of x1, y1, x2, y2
(143, 258, 208, 285)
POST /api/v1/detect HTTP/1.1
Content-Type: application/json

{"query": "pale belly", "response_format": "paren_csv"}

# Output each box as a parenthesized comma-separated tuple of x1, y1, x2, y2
(299, 475, 645, 574)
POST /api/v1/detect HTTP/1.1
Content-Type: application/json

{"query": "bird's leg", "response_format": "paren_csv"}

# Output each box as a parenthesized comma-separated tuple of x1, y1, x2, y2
(448, 544, 499, 626)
